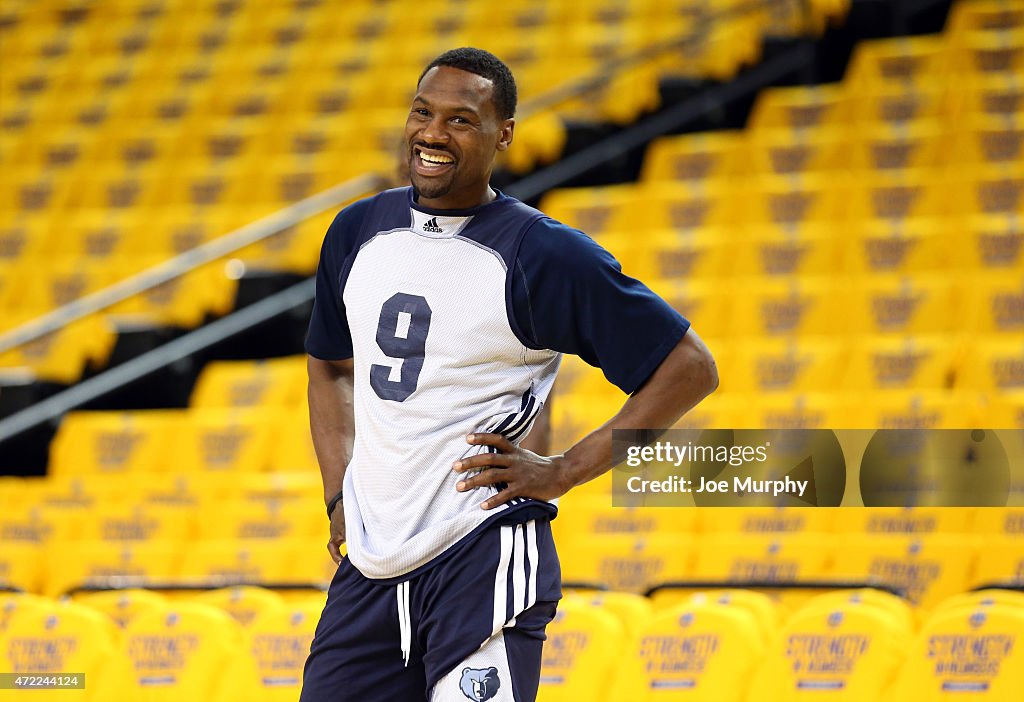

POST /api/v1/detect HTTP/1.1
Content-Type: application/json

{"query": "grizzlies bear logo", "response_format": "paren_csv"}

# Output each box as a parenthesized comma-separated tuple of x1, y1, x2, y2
(459, 666, 500, 701)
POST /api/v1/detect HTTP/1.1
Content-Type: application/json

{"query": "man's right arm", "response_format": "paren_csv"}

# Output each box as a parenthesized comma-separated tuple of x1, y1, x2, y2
(308, 355, 354, 563)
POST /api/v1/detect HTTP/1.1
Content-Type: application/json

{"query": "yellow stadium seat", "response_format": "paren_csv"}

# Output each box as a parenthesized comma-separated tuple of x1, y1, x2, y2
(611, 598, 765, 701)
(0, 600, 132, 701)
(748, 591, 912, 701)
(49, 410, 182, 476)
(958, 214, 1024, 272)
(832, 535, 977, 609)
(1, 502, 62, 546)
(849, 390, 976, 429)
(845, 35, 949, 89)
(595, 228, 733, 282)
(800, 587, 916, 633)
(972, 537, 1024, 588)
(641, 131, 745, 182)
(537, 597, 625, 702)
(948, 27, 1024, 78)
(843, 335, 960, 390)
(890, 602, 1024, 700)
(190, 357, 306, 409)
(843, 121, 946, 172)
(188, 586, 285, 628)
(946, 164, 1024, 218)
(68, 503, 196, 544)
(691, 533, 834, 584)
(948, 0, 1024, 36)
(177, 539, 302, 587)
(973, 508, 1024, 536)
(964, 271, 1024, 334)
(212, 471, 323, 504)
(12, 260, 113, 312)
(624, 182, 736, 232)
(72, 588, 169, 629)
(743, 128, 843, 175)
(124, 603, 252, 702)
(0, 592, 48, 632)
(558, 533, 693, 594)
(648, 589, 780, 648)
(737, 175, 846, 226)
(957, 336, 1024, 391)
(728, 391, 853, 429)
(844, 170, 947, 221)
(848, 85, 946, 128)
(950, 118, 1024, 167)
(931, 589, 1024, 615)
(196, 498, 321, 541)
(696, 507, 836, 535)
(561, 589, 654, 643)
(726, 338, 849, 393)
(747, 84, 848, 131)
(670, 391, 741, 430)
(729, 276, 848, 337)
(845, 217, 951, 274)
(503, 110, 568, 173)
(730, 223, 846, 277)
(0, 542, 42, 594)
(286, 541, 341, 589)
(847, 273, 960, 335)
(539, 186, 641, 236)
(834, 508, 975, 536)
(170, 408, 285, 473)
(108, 258, 238, 328)
(0, 309, 118, 383)
(954, 74, 1024, 120)
(234, 207, 339, 274)
(236, 598, 324, 699)
(269, 401, 320, 473)
(45, 540, 182, 599)
(554, 493, 697, 545)
(648, 278, 734, 340)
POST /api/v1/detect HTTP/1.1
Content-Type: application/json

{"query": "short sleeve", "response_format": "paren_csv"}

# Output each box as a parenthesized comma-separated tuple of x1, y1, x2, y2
(511, 218, 691, 395)
(304, 199, 372, 360)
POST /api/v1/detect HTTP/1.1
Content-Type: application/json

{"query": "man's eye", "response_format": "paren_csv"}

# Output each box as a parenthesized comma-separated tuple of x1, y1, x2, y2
(413, 109, 429, 116)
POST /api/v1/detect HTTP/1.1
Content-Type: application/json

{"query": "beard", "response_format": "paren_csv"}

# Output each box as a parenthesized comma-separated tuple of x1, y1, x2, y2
(408, 155, 456, 200)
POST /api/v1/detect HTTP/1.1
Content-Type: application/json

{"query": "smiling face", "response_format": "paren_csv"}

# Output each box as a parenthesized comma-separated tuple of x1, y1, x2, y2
(405, 65, 514, 210)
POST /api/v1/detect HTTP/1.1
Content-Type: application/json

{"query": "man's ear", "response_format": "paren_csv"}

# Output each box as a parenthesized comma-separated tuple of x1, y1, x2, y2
(496, 118, 515, 152)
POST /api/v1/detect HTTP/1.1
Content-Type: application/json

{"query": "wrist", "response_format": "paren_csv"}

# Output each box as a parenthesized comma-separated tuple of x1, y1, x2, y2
(554, 452, 584, 495)
(326, 489, 344, 519)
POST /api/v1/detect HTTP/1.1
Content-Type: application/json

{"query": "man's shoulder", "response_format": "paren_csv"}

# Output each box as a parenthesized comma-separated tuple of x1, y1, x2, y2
(325, 187, 412, 245)
(517, 211, 608, 264)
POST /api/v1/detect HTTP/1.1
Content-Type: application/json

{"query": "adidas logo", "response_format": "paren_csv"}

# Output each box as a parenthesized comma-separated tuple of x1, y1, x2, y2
(422, 217, 444, 233)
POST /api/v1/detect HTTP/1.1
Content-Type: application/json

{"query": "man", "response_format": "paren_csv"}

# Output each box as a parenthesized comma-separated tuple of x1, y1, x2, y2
(302, 48, 717, 702)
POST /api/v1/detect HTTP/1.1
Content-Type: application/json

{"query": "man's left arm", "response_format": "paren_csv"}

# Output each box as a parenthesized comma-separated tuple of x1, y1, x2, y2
(454, 327, 717, 508)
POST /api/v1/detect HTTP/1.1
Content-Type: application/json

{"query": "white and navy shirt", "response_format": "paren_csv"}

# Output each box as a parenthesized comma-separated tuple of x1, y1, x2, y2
(306, 187, 689, 580)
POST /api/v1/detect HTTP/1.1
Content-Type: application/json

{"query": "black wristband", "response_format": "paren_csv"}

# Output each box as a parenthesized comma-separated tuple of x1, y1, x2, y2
(327, 489, 344, 519)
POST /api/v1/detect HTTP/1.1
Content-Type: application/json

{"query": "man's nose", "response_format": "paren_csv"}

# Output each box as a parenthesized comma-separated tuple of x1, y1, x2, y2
(421, 115, 449, 144)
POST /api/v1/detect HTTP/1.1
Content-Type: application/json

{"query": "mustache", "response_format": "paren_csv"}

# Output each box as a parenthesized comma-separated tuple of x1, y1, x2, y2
(412, 142, 454, 155)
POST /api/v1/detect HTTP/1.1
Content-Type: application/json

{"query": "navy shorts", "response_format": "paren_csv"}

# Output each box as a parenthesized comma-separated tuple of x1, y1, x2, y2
(300, 518, 561, 701)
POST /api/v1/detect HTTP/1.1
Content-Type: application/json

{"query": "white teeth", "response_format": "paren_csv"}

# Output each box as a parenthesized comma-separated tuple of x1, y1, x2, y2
(420, 152, 454, 164)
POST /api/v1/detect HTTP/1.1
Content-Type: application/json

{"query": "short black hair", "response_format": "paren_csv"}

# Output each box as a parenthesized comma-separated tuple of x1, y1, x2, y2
(418, 47, 517, 120)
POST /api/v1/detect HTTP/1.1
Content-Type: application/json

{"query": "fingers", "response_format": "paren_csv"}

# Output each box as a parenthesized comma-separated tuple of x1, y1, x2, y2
(456, 468, 508, 492)
(480, 488, 517, 511)
(466, 433, 514, 452)
(452, 451, 512, 473)
(327, 539, 343, 565)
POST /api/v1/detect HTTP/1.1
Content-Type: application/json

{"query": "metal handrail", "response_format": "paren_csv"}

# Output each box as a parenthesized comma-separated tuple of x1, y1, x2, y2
(0, 173, 386, 354)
